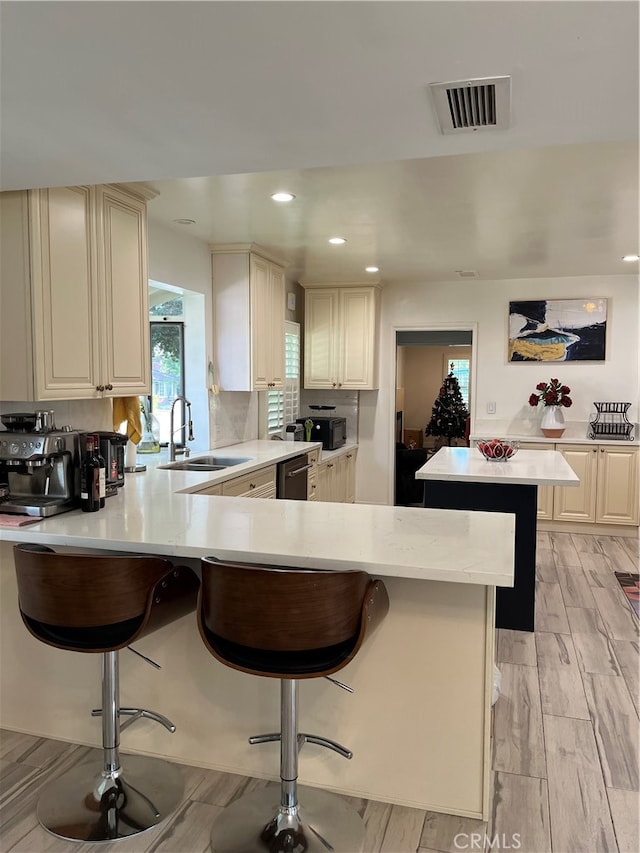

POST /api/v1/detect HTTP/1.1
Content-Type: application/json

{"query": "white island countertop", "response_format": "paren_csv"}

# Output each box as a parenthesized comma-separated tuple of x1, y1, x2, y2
(416, 446, 580, 487)
(0, 440, 515, 588)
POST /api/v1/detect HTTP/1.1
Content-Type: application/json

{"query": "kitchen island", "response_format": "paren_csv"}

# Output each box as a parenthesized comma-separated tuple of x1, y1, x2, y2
(417, 446, 579, 632)
(1, 441, 514, 820)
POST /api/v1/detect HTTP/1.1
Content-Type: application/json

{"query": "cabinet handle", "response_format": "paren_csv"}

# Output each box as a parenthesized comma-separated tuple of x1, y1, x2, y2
(337, 382, 342, 387)
(346, 454, 352, 459)
(105, 383, 113, 391)
(593, 448, 597, 453)
(96, 385, 105, 392)
(249, 483, 256, 489)
(600, 448, 604, 452)
(327, 463, 334, 468)
(332, 382, 337, 388)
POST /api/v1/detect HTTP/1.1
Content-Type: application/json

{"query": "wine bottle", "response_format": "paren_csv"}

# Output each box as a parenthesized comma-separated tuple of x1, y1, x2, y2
(80, 435, 100, 513)
(93, 434, 106, 508)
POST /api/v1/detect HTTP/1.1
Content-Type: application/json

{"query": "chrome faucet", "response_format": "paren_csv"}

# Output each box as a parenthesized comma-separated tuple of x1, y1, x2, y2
(169, 396, 194, 461)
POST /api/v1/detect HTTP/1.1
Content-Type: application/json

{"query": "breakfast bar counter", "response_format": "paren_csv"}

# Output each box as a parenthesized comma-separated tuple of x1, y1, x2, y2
(1, 441, 515, 820)
(417, 446, 579, 631)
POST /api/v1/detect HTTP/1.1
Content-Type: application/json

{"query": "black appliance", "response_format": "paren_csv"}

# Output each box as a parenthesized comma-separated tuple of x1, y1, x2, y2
(94, 431, 127, 496)
(295, 416, 346, 451)
(276, 455, 311, 500)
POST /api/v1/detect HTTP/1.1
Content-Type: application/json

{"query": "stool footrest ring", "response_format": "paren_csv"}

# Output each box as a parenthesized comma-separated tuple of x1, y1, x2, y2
(249, 731, 353, 759)
(92, 707, 176, 733)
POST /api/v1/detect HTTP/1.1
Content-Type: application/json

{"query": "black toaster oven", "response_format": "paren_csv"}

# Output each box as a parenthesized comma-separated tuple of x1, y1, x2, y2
(295, 416, 346, 450)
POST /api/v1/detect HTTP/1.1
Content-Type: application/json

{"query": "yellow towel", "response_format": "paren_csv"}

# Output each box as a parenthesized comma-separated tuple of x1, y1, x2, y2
(112, 397, 143, 445)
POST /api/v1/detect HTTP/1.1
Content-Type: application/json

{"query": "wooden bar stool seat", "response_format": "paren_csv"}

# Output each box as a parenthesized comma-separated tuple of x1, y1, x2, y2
(13, 543, 200, 843)
(198, 556, 389, 853)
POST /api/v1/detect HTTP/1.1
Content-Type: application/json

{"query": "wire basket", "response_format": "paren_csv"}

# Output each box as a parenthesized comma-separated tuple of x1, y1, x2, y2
(588, 402, 634, 440)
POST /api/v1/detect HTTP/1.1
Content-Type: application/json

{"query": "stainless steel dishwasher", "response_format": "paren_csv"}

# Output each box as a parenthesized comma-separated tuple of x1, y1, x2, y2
(276, 455, 310, 500)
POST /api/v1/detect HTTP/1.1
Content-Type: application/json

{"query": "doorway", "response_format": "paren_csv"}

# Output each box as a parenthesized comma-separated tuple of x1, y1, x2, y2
(393, 326, 476, 506)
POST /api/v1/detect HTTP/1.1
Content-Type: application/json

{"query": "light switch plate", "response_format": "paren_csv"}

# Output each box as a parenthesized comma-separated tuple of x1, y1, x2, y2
(287, 292, 296, 311)
(486, 401, 496, 414)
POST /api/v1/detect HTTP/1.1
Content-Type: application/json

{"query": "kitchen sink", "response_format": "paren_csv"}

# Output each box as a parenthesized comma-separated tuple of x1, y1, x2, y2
(159, 455, 253, 471)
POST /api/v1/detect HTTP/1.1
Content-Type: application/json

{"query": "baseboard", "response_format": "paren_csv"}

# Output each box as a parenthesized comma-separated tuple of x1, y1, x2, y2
(537, 520, 639, 538)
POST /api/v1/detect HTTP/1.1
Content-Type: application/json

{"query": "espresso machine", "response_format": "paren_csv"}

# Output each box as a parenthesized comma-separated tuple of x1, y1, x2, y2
(0, 427, 81, 517)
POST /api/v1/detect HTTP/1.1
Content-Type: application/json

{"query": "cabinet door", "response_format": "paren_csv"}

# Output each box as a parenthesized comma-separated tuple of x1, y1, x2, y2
(339, 288, 377, 389)
(345, 449, 358, 503)
(250, 255, 271, 390)
(554, 445, 598, 522)
(268, 263, 285, 388)
(316, 461, 331, 501)
(520, 442, 554, 519)
(596, 447, 639, 525)
(30, 186, 100, 399)
(304, 289, 339, 388)
(334, 454, 348, 503)
(97, 186, 150, 396)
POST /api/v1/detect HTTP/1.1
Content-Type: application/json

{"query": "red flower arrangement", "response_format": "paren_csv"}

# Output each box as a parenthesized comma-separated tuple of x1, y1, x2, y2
(529, 378, 572, 408)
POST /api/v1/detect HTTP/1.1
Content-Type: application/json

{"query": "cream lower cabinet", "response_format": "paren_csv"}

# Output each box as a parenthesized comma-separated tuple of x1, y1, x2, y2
(0, 184, 150, 401)
(522, 442, 639, 526)
(222, 465, 277, 499)
(316, 449, 358, 503)
(302, 284, 380, 390)
(212, 245, 285, 391)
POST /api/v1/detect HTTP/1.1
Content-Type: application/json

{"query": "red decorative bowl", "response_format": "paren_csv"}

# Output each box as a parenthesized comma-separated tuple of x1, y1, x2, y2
(475, 438, 520, 461)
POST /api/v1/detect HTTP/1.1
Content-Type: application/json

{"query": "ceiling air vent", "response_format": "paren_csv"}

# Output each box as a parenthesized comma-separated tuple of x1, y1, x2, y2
(429, 76, 511, 134)
(455, 270, 479, 279)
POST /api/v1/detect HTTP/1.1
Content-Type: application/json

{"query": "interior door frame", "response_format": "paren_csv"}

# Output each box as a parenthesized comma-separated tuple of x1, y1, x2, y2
(388, 322, 478, 506)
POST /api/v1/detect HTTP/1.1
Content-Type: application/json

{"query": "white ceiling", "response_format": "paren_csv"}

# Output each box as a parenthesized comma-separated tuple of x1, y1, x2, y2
(1, 1, 638, 284)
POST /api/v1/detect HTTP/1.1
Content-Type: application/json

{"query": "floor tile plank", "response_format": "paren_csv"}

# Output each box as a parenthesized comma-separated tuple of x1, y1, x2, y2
(380, 804, 426, 853)
(497, 629, 537, 666)
(557, 564, 598, 609)
(582, 673, 639, 792)
(612, 639, 640, 717)
(550, 532, 582, 567)
(579, 551, 620, 589)
(592, 587, 639, 641)
(536, 548, 559, 583)
(596, 537, 639, 574)
(571, 533, 603, 554)
(607, 787, 640, 853)
(544, 714, 618, 853)
(535, 633, 590, 719)
(572, 631, 622, 677)
(419, 812, 486, 853)
(492, 663, 546, 779)
(566, 606, 606, 634)
(489, 771, 551, 853)
(535, 582, 570, 634)
(146, 799, 222, 853)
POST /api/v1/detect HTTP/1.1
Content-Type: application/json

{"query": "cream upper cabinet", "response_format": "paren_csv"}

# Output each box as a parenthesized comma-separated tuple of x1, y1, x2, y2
(302, 284, 380, 390)
(0, 184, 151, 401)
(212, 245, 286, 391)
(95, 185, 150, 396)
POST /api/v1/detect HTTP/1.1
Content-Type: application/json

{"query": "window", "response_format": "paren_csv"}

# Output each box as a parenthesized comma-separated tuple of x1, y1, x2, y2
(447, 358, 470, 409)
(150, 319, 185, 445)
(262, 322, 300, 437)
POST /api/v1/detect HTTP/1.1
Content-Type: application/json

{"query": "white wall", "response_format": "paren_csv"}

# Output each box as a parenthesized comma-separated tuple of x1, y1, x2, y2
(357, 274, 639, 505)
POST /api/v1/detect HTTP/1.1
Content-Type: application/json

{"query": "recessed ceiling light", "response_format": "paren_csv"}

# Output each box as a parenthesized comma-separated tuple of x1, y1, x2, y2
(365, 266, 379, 273)
(329, 236, 346, 245)
(622, 254, 640, 262)
(173, 218, 196, 225)
(271, 192, 295, 202)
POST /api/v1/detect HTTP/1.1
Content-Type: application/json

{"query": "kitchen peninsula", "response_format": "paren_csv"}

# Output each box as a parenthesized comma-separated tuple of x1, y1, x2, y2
(0, 440, 515, 820)
(417, 446, 579, 632)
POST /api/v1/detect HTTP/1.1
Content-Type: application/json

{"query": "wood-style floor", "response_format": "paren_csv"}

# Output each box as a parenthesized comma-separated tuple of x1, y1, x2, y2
(1, 532, 638, 853)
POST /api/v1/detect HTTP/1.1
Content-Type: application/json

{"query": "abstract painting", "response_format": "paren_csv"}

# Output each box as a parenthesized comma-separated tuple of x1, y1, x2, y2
(509, 298, 607, 362)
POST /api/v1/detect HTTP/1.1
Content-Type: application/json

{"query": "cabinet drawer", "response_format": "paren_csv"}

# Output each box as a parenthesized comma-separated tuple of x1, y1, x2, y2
(194, 483, 223, 496)
(222, 466, 276, 497)
(307, 449, 320, 467)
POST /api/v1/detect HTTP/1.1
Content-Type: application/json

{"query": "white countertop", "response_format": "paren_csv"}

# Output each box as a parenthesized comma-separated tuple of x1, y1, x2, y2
(471, 419, 638, 446)
(416, 446, 580, 487)
(0, 440, 515, 588)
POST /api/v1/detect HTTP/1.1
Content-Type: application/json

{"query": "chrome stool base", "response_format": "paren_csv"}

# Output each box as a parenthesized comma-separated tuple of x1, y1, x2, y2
(37, 754, 184, 842)
(210, 785, 365, 853)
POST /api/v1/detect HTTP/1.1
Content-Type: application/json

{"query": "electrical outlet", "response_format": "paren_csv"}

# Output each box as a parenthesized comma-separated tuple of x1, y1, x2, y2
(487, 401, 496, 414)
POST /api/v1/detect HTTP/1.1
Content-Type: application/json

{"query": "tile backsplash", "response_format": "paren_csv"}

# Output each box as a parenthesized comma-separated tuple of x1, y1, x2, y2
(0, 398, 113, 431)
(209, 391, 258, 448)
(300, 390, 359, 443)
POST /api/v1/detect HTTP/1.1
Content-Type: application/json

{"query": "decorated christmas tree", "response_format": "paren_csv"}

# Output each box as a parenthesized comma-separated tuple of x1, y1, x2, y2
(425, 365, 469, 446)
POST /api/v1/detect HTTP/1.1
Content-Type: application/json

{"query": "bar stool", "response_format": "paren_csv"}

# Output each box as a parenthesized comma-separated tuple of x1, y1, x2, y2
(13, 543, 200, 843)
(197, 556, 389, 853)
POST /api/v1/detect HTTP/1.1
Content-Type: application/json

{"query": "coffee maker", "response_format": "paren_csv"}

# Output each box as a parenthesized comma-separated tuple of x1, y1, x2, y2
(0, 429, 81, 517)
